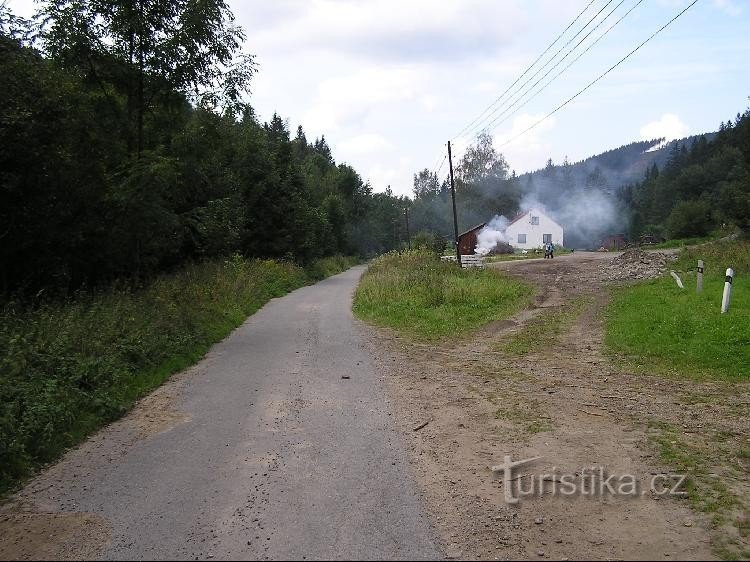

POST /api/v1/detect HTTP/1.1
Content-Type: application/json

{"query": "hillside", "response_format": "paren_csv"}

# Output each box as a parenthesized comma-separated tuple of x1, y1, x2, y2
(518, 133, 717, 196)
(508, 132, 721, 249)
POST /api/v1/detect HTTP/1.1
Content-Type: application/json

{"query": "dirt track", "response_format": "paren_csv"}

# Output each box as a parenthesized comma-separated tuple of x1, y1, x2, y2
(369, 251, 748, 560)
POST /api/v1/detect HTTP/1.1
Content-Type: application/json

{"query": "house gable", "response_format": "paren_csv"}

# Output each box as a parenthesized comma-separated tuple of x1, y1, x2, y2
(505, 208, 564, 249)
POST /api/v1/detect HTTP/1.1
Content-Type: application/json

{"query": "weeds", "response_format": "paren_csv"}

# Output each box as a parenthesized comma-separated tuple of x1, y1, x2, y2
(353, 250, 533, 340)
(0, 254, 357, 495)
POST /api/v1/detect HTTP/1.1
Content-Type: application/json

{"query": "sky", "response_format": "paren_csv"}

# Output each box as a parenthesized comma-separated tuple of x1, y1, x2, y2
(8, 0, 750, 197)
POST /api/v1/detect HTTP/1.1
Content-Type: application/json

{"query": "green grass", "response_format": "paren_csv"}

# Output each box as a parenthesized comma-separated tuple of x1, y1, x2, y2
(497, 296, 590, 356)
(605, 240, 750, 381)
(353, 250, 533, 340)
(672, 239, 750, 274)
(648, 235, 717, 249)
(0, 254, 358, 496)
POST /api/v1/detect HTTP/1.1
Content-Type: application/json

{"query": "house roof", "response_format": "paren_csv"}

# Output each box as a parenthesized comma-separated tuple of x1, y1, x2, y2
(458, 223, 486, 238)
(507, 211, 529, 227)
(506, 208, 562, 228)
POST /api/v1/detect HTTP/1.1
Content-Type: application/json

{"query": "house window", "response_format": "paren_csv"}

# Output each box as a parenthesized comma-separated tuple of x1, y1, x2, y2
(543, 234, 552, 244)
(531, 216, 539, 225)
(518, 233, 527, 244)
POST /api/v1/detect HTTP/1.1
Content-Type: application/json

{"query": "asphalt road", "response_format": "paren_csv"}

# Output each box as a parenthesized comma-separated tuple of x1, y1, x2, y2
(10, 266, 440, 560)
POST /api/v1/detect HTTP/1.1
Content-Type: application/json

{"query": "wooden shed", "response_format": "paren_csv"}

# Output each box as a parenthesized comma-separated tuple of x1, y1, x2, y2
(457, 223, 486, 256)
(601, 233, 628, 250)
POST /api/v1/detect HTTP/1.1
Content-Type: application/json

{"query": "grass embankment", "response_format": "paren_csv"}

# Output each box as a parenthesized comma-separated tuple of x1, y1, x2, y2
(0, 254, 358, 495)
(605, 240, 750, 381)
(648, 236, 716, 249)
(353, 250, 533, 340)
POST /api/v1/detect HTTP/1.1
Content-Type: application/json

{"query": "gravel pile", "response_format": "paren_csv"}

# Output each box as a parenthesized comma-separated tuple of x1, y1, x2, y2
(600, 247, 676, 281)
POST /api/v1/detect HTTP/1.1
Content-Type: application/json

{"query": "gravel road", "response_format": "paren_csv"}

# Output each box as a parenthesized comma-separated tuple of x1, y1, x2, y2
(2, 266, 441, 561)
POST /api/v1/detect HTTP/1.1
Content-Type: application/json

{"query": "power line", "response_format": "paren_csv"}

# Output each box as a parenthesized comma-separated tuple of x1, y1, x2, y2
(429, 149, 444, 174)
(435, 153, 447, 177)
(496, 0, 701, 150)
(462, 0, 620, 140)
(483, 0, 645, 135)
(451, 0, 599, 140)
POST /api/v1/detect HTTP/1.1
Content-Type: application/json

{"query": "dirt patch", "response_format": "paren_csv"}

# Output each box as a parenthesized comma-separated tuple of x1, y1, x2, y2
(0, 511, 111, 560)
(126, 383, 191, 438)
(367, 251, 746, 560)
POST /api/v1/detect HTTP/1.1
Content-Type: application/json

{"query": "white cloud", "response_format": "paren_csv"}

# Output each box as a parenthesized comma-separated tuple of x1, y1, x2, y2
(337, 133, 393, 156)
(365, 156, 415, 194)
(240, 0, 525, 63)
(420, 95, 440, 113)
(493, 113, 557, 173)
(639, 113, 690, 142)
(712, 0, 742, 16)
(302, 66, 427, 133)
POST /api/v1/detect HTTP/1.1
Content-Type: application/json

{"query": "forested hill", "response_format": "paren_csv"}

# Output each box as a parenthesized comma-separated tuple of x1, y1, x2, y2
(0, 3, 408, 296)
(406, 119, 744, 250)
(518, 133, 717, 196)
(623, 110, 750, 240)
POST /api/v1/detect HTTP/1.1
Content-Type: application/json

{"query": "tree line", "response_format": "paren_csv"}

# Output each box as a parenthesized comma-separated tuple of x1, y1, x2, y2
(0, 1, 408, 296)
(407, 108, 750, 249)
(622, 108, 750, 240)
(407, 132, 522, 241)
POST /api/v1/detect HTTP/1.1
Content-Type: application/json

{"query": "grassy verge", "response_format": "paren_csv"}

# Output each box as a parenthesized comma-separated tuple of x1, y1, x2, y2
(496, 296, 590, 356)
(353, 250, 533, 340)
(0, 254, 358, 495)
(647, 236, 717, 249)
(605, 240, 750, 381)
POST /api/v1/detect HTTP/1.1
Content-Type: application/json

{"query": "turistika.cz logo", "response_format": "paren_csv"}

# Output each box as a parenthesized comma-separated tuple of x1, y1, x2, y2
(491, 455, 688, 504)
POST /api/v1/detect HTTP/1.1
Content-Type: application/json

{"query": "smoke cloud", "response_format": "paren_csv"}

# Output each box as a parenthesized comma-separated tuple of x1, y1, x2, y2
(475, 215, 509, 255)
(529, 191, 623, 248)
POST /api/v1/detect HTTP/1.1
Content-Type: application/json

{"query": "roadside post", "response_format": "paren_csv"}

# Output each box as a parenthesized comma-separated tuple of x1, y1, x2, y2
(670, 271, 684, 289)
(447, 141, 460, 266)
(721, 268, 734, 314)
(697, 260, 704, 293)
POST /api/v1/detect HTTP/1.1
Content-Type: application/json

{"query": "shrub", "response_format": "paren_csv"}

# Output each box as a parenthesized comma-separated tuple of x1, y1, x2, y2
(667, 200, 714, 239)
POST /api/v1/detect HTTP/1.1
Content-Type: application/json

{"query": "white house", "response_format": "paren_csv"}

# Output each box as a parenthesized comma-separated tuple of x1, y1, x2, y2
(504, 208, 564, 250)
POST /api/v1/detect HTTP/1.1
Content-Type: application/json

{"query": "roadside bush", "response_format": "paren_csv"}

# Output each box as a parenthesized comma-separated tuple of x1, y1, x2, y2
(412, 231, 449, 257)
(667, 200, 714, 239)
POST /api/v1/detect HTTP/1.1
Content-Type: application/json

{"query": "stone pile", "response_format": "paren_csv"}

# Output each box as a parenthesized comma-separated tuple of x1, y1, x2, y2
(599, 247, 676, 281)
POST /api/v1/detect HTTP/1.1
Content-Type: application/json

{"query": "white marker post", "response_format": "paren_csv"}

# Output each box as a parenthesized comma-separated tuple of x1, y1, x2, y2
(697, 260, 704, 293)
(671, 271, 685, 290)
(721, 268, 734, 314)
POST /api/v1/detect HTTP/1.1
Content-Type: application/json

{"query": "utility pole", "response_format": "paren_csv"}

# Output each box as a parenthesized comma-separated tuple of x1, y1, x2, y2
(448, 141, 460, 265)
(405, 206, 411, 250)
